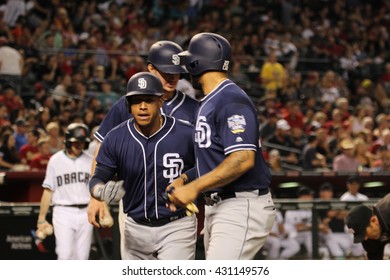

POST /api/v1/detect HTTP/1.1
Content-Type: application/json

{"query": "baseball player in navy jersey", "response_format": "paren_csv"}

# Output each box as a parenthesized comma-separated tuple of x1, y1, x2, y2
(89, 72, 197, 260)
(36, 123, 93, 259)
(87, 40, 199, 257)
(166, 32, 276, 260)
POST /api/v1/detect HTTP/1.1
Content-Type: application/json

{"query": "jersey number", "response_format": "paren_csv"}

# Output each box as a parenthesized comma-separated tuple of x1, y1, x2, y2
(195, 116, 211, 148)
(163, 153, 184, 183)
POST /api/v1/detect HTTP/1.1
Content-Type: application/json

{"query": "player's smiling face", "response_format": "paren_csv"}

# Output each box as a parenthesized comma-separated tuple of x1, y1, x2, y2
(130, 95, 163, 135)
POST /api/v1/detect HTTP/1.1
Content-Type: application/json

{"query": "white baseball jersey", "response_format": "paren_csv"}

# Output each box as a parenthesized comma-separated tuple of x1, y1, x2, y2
(43, 150, 92, 205)
(42, 149, 93, 259)
(340, 192, 369, 201)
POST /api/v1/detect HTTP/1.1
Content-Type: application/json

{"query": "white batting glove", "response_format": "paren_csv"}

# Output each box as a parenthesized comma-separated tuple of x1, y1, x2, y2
(92, 180, 125, 204)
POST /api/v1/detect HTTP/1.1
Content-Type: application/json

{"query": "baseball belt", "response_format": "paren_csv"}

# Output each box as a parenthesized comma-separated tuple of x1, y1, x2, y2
(55, 204, 89, 208)
(203, 188, 270, 206)
(131, 213, 187, 227)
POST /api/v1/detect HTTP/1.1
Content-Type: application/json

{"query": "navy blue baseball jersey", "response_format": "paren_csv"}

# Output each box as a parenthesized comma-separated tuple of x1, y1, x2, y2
(94, 90, 198, 142)
(96, 116, 195, 220)
(194, 79, 271, 193)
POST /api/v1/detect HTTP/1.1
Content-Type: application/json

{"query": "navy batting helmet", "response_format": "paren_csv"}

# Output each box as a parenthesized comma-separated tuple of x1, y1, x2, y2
(64, 123, 90, 150)
(125, 72, 163, 112)
(179, 33, 232, 76)
(148, 41, 187, 74)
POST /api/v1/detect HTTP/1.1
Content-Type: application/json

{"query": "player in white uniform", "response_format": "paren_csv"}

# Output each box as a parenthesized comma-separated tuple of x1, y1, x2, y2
(36, 123, 93, 260)
(281, 187, 314, 259)
(340, 176, 367, 257)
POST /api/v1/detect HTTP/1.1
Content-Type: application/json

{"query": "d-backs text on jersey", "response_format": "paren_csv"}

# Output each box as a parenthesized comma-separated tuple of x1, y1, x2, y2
(56, 172, 90, 187)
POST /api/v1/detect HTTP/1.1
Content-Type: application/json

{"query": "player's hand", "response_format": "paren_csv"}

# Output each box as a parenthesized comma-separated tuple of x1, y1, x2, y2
(164, 182, 199, 212)
(36, 221, 53, 240)
(163, 186, 199, 216)
(88, 197, 113, 228)
(91, 180, 125, 204)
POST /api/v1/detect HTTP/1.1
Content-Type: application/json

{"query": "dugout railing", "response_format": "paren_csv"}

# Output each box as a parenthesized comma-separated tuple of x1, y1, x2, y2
(0, 199, 381, 260)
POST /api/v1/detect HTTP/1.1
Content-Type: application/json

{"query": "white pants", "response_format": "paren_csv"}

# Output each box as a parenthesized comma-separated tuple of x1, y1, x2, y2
(118, 200, 126, 258)
(203, 190, 275, 259)
(280, 231, 312, 259)
(52, 206, 93, 260)
(122, 215, 197, 260)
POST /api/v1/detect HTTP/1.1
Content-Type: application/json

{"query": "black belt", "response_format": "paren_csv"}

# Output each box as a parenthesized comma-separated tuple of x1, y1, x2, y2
(55, 204, 88, 208)
(131, 213, 187, 227)
(203, 188, 269, 206)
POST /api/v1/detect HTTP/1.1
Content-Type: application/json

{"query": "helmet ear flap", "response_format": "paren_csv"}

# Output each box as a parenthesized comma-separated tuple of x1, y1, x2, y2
(125, 96, 131, 114)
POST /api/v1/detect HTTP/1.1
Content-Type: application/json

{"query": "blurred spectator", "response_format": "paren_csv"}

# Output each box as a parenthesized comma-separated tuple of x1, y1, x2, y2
(282, 186, 314, 259)
(25, 0, 55, 29)
(267, 149, 282, 172)
(87, 64, 106, 93)
(333, 138, 360, 172)
(124, 55, 146, 80)
(29, 82, 47, 110)
(259, 50, 286, 94)
(300, 71, 322, 101)
(339, 176, 367, 257)
(301, 134, 328, 171)
(0, 132, 22, 170)
(14, 118, 28, 152)
(0, 35, 23, 95)
(38, 54, 61, 88)
(350, 105, 373, 136)
(52, 73, 72, 108)
(36, 106, 52, 131)
(0, 83, 24, 122)
(266, 119, 300, 167)
(45, 121, 63, 155)
(260, 110, 278, 142)
(279, 32, 299, 72)
(371, 128, 390, 155)
(262, 210, 296, 260)
(324, 108, 350, 133)
(96, 80, 119, 111)
(319, 71, 341, 104)
(318, 183, 353, 259)
(340, 176, 368, 201)
(372, 146, 390, 172)
(1, 0, 27, 27)
(373, 114, 389, 140)
(19, 128, 40, 165)
(354, 137, 375, 171)
(230, 61, 251, 93)
(285, 101, 304, 129)
(0, 103, 11, 127)
(29, 137, 51, 171)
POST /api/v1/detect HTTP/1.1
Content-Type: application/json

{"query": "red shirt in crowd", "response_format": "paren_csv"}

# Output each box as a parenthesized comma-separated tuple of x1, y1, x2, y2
(29, 154, 51, 171)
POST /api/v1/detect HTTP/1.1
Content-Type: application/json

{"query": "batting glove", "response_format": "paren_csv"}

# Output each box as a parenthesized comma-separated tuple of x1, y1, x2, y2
(92, 180, 125, 204)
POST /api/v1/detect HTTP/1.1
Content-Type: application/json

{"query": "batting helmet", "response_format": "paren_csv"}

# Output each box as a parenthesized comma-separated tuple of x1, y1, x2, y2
(64, 123, 90, 150)
(125, 72, 163, 112)
(147, 41, 187, 74)
(179, 33, 232, 76)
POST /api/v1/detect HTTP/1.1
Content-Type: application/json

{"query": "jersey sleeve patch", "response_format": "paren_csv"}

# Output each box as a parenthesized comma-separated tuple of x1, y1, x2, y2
(227, 114, 246, 134)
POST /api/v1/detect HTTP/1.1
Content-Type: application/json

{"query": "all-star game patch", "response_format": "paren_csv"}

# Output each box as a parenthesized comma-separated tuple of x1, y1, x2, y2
(227, 115, 246, 134)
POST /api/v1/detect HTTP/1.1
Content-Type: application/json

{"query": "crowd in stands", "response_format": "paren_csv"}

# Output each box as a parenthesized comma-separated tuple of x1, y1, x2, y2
(0, 0, 389, 174)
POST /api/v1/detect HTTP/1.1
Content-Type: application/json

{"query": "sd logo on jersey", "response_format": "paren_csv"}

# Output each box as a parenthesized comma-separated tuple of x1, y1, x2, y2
(227, 115, 246, 134)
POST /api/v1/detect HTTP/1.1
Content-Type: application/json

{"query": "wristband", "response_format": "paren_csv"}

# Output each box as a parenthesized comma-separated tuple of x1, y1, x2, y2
(37, 220, 46, 224)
